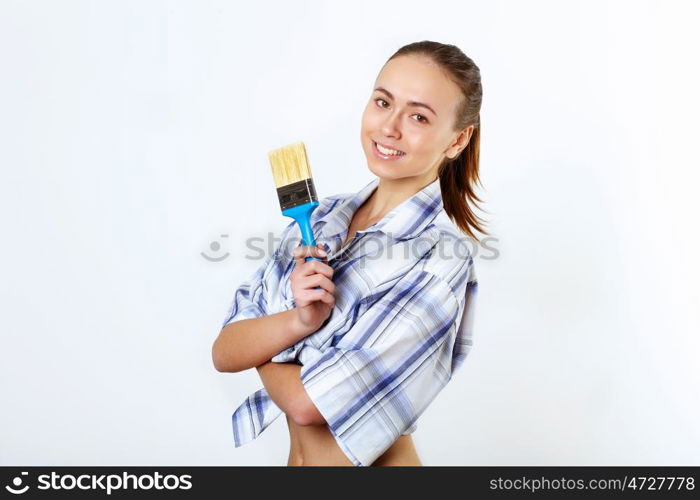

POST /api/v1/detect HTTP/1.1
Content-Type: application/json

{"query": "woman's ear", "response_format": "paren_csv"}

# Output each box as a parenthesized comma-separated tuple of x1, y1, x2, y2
(446, 125, 474, 159)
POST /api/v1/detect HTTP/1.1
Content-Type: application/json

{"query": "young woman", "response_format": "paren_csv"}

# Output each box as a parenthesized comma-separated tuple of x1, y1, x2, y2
(214, 40, 487, 466)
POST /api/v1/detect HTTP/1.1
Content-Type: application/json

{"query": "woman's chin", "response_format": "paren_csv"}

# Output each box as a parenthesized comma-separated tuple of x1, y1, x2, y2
(365, 161, 405, 180)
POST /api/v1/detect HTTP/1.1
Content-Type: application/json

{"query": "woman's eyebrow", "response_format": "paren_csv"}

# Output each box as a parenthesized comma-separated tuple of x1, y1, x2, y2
(374, 87, 438, 117)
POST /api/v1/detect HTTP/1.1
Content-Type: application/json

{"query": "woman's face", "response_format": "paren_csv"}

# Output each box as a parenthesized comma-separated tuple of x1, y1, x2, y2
(360, 54, 473, 182)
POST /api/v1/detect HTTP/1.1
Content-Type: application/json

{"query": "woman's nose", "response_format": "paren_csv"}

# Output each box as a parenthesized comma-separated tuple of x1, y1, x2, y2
(381, 112, 401, 137)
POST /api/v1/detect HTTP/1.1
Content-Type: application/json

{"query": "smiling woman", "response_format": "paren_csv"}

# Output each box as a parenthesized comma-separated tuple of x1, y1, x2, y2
(358, 42, 488, 242)
(216, 40, 486, 467)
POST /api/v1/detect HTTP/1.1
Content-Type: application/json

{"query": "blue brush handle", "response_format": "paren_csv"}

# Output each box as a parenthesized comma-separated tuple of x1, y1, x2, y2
(282, 201, 321, 261)
(282, 201, 324, 291)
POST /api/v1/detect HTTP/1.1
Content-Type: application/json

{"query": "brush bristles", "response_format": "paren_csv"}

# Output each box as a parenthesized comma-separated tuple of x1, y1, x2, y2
(268, 141, 313, 188)
(268, 141, 318, 211)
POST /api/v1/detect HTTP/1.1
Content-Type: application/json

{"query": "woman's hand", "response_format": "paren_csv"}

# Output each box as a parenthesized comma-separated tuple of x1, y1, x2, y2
(290, 244, 336, 334)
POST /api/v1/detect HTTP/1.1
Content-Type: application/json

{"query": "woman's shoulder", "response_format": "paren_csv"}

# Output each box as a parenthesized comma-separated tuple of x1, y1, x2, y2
(417, 210, 479, 298)
(274, 192, 353, 255)
(312, 192, 351, 219)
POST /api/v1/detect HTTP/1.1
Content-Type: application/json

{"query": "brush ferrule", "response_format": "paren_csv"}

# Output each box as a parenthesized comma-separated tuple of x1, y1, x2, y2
(276, 179, 317, 211)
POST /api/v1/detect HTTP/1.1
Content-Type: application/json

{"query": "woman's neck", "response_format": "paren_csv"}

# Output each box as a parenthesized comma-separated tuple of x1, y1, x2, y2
(363, 175, 438, 221)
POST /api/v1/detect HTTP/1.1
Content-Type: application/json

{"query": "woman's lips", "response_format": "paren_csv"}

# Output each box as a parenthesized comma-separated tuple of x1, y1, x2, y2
(372, 140, 406, 161)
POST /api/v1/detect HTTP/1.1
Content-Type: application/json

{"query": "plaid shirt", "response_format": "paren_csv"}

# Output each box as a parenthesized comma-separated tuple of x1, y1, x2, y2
(221, 176, 479, 466)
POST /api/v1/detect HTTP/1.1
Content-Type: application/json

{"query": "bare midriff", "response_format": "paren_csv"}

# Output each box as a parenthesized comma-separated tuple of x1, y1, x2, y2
(285, 414, 422, 466)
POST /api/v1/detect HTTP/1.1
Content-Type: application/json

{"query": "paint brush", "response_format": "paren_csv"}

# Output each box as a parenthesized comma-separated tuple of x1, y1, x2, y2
(268, 141, 322, 264)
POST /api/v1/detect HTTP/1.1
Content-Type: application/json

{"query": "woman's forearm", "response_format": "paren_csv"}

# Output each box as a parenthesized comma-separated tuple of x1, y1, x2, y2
(256, 360, 326, 426)
(212, 309, 311, 373)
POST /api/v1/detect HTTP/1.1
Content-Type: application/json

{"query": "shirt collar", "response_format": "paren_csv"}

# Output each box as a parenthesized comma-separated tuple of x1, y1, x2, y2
(314, 176, 444, 242)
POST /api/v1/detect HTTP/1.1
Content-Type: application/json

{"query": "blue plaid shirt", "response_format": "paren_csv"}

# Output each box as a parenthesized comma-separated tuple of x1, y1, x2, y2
(221, 176, 479, 466)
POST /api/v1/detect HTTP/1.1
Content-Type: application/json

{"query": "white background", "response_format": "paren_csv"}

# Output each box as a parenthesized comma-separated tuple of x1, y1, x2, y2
(1, 0, 698, 465)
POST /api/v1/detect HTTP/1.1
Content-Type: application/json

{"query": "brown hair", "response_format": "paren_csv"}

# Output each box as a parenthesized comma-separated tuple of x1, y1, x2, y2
(385, 40, 490, 242)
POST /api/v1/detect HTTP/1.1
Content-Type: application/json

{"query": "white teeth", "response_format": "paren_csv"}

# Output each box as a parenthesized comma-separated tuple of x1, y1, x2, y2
(375, 141, 403, 156)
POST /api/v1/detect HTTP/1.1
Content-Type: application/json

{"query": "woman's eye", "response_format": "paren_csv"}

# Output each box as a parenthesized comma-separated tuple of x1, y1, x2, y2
(375, 98, 388, 108)
(374, 98, 428, 124)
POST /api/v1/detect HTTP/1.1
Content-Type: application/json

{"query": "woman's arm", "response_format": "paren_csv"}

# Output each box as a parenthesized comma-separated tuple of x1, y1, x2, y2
(256, 360, 326, 426)
(212, 309, 312, 373)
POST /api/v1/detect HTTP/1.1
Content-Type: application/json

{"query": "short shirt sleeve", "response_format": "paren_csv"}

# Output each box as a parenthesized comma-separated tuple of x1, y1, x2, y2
(298, 265, 478, 466)
(220, 221, 296, 329)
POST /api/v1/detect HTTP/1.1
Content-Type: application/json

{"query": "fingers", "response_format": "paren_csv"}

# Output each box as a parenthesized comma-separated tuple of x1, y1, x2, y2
(317, 289, 335, 305)
(292, 244, 334, 279)
(295, 288, 335, 308)
(296, 273, 336, 295)
(293, 244, 328, 264)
